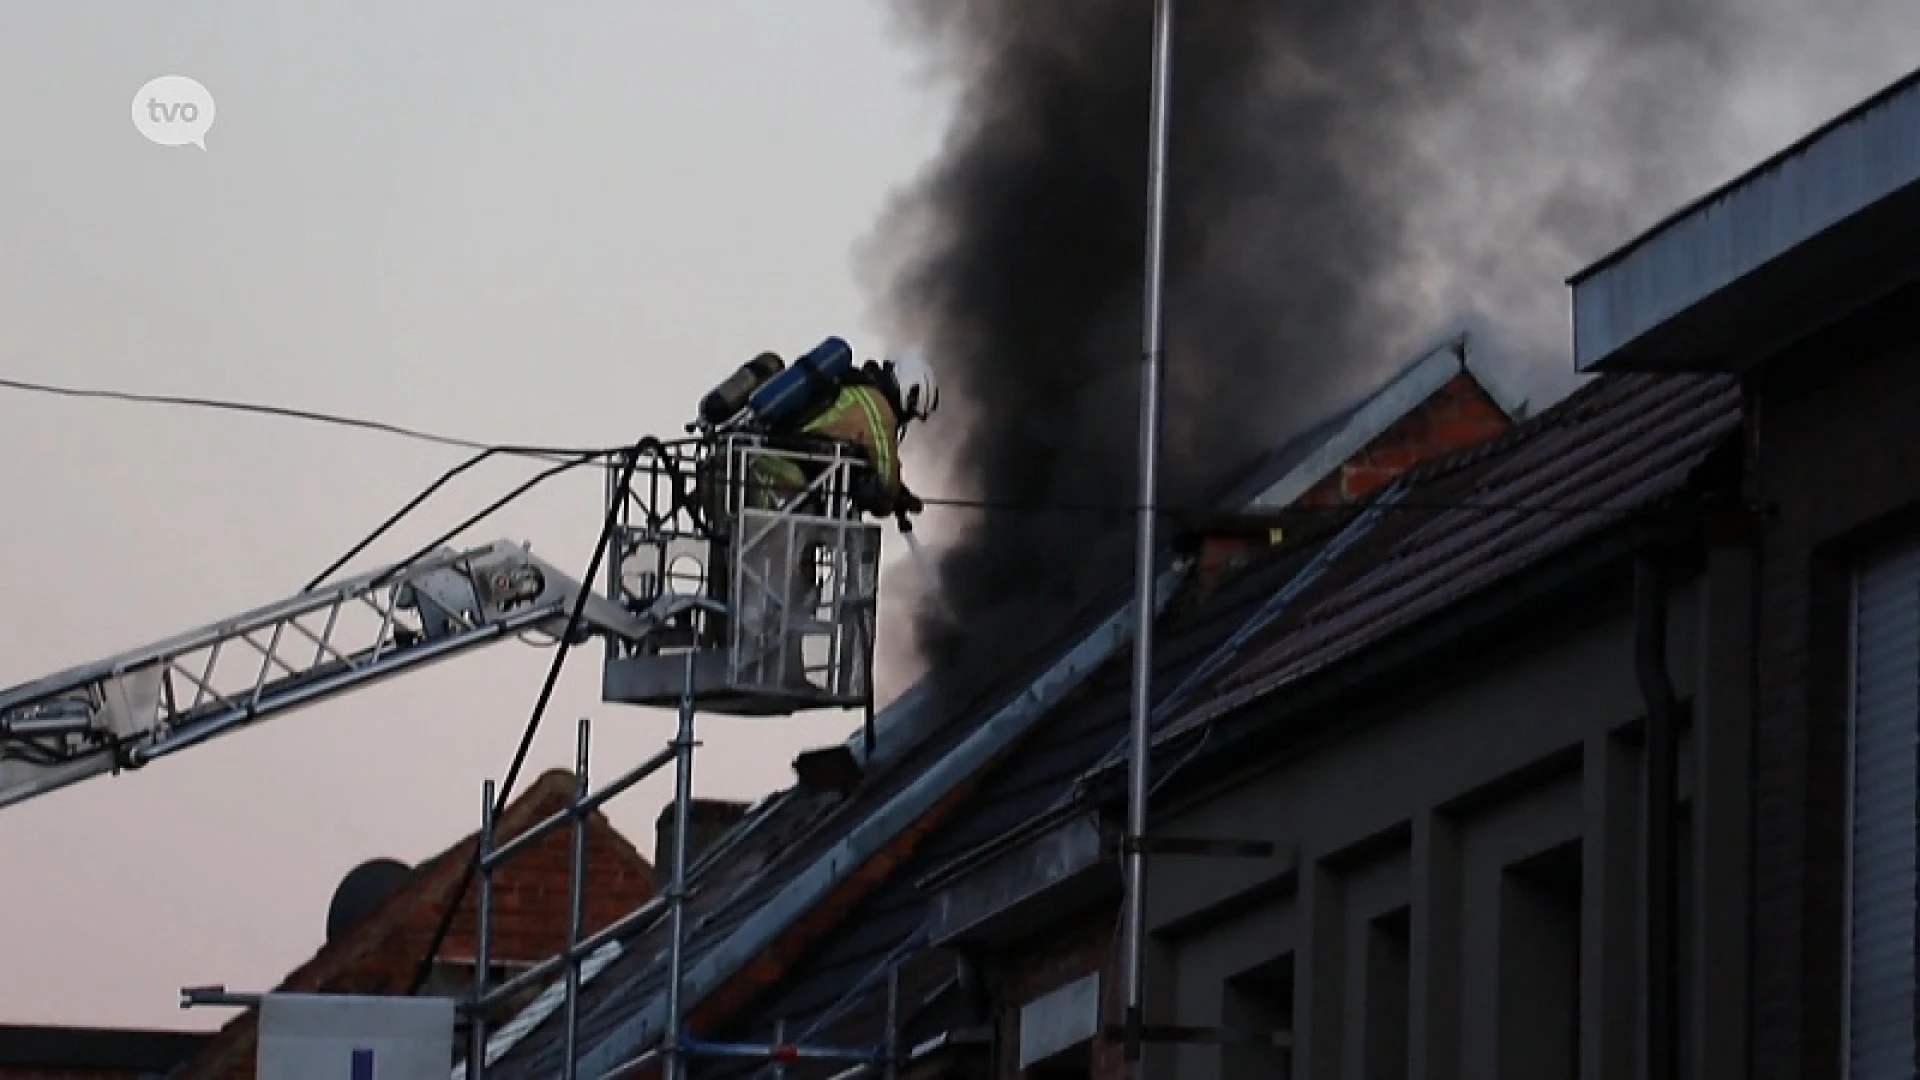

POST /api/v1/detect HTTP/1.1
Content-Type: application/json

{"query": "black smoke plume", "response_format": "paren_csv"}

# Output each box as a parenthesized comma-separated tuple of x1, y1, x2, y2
(865, 0, 1839, 709)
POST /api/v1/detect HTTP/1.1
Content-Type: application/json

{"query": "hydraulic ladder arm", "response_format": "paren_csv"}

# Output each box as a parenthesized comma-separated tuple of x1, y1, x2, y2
(0, 538, 658, 810)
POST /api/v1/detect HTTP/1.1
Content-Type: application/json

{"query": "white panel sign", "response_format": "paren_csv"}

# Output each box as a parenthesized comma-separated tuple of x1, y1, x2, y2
(257, 994, 454, 1080)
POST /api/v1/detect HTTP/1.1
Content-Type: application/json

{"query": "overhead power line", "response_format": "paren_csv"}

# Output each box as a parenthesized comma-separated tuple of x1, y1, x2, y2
(0, 374, 610, 462)
(1, 374, 1672, 521)
(304, 447, 614, 592)
(908, 493, 1654, 518)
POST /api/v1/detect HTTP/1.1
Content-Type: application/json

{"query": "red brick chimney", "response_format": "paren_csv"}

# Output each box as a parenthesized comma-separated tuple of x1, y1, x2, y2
(1179, 367, 1515, 597)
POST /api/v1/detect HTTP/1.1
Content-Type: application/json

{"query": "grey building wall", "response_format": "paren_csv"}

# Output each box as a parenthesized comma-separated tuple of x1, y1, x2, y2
(1128, 576, 1723, 1080)
(1747, 278, 1920, 1078)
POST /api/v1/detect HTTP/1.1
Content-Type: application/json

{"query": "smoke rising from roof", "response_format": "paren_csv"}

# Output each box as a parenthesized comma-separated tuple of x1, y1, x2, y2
(862, 0, 1885, 707)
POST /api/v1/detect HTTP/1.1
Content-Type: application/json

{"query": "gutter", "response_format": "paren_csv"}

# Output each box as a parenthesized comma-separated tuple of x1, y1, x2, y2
(576, 564, 1191, 1078)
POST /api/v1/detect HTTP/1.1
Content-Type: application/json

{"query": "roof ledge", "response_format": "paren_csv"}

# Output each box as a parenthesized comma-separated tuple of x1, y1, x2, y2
(924, 811, 1117, 949)
(1571, 66, 1920, 375)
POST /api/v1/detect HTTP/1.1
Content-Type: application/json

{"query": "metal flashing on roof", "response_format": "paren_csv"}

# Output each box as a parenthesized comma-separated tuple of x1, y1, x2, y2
(1244, 332, 1524, 512)
(926, 810, 1112, 948)
(572, 565, 1189, 1078)
(1571, 65, 1920, 373)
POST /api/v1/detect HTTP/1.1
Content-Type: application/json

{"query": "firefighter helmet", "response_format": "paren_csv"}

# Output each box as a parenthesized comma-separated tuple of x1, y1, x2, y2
(887, 350, 940, 424)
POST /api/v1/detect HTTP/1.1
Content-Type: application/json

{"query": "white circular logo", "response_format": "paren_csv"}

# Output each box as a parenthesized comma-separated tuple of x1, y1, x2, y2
(131, 75, 215, 149)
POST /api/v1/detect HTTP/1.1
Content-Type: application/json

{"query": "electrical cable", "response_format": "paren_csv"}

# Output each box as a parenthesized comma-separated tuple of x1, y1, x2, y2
(304, 446, 618, 592)
(404, 437, 654, 997)
(0, 374, 612, 462)
(905, 493, 1656, 517)
(689, 470, 1668, 521)
(2, 374, 1669, 521)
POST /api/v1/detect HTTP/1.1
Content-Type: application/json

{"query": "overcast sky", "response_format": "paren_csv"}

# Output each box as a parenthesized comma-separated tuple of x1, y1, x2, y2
(1, 0, 1916, 1034)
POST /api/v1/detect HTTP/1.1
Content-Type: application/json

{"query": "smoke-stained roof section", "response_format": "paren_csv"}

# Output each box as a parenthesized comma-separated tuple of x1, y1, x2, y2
(879, 2, 1456, 711)
(1570, 64, 1920, 374)
(1154, 370, 1742, 746)
(879, 0, 1760, 720)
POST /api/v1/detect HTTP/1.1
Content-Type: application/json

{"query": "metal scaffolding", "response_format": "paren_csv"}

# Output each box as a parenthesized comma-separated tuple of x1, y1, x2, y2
(463, 696, 903, 1080)
(458, 433, 897, 1079)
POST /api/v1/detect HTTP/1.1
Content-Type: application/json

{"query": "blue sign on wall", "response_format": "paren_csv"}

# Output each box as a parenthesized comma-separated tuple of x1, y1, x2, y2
(350, 1048, 374, 1080)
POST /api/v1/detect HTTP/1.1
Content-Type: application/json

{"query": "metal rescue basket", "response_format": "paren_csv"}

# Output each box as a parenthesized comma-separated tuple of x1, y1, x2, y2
(600, 433, 882, 716)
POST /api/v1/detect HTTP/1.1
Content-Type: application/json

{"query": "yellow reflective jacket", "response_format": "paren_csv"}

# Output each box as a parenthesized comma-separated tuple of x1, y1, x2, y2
(750, 384, 902, 513)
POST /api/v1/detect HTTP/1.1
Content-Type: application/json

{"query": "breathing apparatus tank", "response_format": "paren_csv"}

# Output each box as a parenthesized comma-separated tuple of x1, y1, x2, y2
(743, 336, 856, 431)
(699, 351, 786, 428)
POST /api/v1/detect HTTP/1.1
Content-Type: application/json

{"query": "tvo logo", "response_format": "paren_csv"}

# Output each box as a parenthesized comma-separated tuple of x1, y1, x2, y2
(132, 75, 215, 149)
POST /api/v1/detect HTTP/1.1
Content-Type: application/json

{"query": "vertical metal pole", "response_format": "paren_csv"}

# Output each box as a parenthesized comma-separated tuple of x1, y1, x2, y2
(883, 965, 900, 1080)
(773, 1018, 789, 1080)
(1123, 0, 1174, 1073)
(470, 779, 496, 1080)
(563, 717, 591, 1080)
(666, 651, 697, 1080)
(605, 454, 621, 609)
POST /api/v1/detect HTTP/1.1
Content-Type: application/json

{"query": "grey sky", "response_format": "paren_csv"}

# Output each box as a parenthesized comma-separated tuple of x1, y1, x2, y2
(1, 0, 1915, 1034)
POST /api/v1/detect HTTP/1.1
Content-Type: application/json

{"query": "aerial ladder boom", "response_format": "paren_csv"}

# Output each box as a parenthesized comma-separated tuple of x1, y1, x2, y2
(0, 432, 887, 813)
(0, 538, 655, 810)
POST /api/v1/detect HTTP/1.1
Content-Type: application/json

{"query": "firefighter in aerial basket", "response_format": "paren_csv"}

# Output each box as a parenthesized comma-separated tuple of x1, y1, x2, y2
(696, 336, 937, 691)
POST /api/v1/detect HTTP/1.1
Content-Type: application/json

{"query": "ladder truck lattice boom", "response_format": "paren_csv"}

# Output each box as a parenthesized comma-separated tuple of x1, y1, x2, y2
(0, 433, 885, 812)
(0, 539, 654, 809)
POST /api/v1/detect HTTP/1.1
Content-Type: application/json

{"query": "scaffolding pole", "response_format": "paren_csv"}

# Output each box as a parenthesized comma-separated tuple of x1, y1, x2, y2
(470, 778, 496, 1080)
(463, 657, 904, 1077)
(665, 651, 696, 1080)
(1123, 0, 1174, 1074)
(564, 717, 591, 1080)
(464, 710, 681, 1079)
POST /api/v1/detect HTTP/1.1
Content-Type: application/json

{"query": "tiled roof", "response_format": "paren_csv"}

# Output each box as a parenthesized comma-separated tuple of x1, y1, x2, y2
(480, 578, 1150, 1079)
(1158, 370, 1742, 744)
(172, 769, 652, 1080)
(726, 371, 1742, 1075)
(693, 537, 1337, 1076)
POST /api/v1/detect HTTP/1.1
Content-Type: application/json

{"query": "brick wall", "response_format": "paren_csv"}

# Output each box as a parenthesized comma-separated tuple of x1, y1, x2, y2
(1295, 372, 1510, 508)
(1749, 282, 1920, 1079)
(1183, 371, 1513, 601)
(434, 807, 655, 967)
(996, 904, 1121, 1079)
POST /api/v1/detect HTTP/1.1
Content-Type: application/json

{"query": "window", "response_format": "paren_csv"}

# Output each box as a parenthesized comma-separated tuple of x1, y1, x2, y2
(1497, 842, 1581, 1080)
(1362, 909, 1411, 1080)
(1845, 544, 1920, 1077)
(1223, 954, 1293, 1080)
